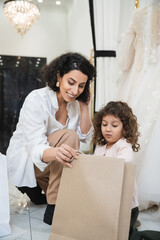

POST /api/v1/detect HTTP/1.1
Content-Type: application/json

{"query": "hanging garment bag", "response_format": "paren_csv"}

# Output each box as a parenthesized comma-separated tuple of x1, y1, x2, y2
(49, 154, 136, 240)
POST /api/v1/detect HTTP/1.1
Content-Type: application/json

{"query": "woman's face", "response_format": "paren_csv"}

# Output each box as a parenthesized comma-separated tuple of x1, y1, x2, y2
(57, 70, 88, 103)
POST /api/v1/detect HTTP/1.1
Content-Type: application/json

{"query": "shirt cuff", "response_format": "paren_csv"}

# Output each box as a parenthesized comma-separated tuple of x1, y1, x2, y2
(78, 125, 93, 143)
(31, 144, 52, 171)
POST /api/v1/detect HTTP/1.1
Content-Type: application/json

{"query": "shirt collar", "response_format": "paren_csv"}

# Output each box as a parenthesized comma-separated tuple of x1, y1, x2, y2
(47, 87, 59, 110)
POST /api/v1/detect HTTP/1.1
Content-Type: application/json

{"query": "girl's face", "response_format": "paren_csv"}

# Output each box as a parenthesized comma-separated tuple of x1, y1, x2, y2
(57, 70, 88, 103)
(101, 114, 123, 148)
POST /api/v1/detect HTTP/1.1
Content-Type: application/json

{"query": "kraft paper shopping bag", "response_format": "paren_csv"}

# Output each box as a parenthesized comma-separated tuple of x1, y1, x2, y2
(49, 154, 136, 240)
(118, 163, 136, 240)
(0, 153, 11, 237)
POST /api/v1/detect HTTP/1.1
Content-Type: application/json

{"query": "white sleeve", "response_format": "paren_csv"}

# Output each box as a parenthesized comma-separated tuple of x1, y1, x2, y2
(21, 96, 51, 171)
(75, 102, 93, 143)
(76, 124, 93, 143)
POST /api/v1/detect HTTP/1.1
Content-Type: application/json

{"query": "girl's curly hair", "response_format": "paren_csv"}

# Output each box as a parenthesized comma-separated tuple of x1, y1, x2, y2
(92, 101, 140, 152)
(41, 52, 96, 103)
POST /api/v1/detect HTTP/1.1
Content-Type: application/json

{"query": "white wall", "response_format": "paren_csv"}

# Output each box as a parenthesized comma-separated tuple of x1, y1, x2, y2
(0, 2, 67, 63)
(67, 0, 93, 59)
(0, 0, 136, 71)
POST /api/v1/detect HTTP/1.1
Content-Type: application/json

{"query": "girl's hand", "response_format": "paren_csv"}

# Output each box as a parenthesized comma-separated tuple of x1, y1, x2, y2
(54, 144, 78, 168)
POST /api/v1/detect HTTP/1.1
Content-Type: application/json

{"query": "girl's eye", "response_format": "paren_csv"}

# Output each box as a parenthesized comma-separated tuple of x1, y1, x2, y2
(102, 124, 107, 127)
(113, 125, 118, 127)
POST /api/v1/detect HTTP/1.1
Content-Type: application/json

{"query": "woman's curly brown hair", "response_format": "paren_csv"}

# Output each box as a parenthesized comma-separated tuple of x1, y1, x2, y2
(41, 52, 96, 103)
(92, 101, 140, 152)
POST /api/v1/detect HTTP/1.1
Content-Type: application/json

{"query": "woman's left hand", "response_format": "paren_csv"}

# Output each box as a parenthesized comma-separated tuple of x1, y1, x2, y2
(79, 89, 91, 107)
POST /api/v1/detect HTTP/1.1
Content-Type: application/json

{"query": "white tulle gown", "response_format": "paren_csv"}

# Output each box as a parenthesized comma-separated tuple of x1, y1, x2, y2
(116, 2, 160, 209)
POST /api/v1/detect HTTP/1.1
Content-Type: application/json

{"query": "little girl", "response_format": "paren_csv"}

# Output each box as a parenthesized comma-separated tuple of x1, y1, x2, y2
(92, 101, 140, 240)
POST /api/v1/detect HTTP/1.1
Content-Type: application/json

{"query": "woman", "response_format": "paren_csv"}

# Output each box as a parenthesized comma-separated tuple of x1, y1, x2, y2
(6, 52, 96, 225)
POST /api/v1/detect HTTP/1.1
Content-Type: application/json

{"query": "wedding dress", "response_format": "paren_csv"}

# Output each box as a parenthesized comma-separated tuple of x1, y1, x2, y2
(117, 2, 160, 209)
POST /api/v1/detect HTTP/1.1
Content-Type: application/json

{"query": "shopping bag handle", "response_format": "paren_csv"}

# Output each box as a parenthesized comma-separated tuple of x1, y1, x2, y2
(69, 150, 83, 163)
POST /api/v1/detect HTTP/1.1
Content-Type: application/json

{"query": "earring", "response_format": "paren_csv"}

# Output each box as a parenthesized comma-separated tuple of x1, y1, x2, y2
(56, 81, 59, 87)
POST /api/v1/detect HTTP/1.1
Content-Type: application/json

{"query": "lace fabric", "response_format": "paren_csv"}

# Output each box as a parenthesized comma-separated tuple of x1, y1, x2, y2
(118, 4, 160, 73)
(139, 0, 160, 8)
(141, 4, 160, 71)
(117, 2, 160, 210)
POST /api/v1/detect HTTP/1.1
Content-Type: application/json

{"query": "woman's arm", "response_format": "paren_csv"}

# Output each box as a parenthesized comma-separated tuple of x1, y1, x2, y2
(79, 101, 92, 134)
(42, 144, 78, 168)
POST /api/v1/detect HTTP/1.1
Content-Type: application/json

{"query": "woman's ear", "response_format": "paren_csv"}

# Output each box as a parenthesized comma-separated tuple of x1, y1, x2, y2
(56, 72, 61, 87)
(57, 72, 61, 81)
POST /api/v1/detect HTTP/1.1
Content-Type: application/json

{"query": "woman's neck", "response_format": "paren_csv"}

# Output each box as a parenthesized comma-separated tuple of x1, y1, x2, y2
(56, 92, 67, 107)
(55, 93, 68, 126)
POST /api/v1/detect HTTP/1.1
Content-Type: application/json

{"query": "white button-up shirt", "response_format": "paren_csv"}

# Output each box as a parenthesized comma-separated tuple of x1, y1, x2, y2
(6, 87, 92, 187)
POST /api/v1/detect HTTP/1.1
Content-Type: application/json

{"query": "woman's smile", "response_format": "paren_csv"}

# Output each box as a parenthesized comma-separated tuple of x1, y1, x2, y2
(67, 92, 76, 99)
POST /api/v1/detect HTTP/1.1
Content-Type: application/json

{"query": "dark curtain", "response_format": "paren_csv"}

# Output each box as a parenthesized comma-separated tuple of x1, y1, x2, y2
(0, 55, 46, 154)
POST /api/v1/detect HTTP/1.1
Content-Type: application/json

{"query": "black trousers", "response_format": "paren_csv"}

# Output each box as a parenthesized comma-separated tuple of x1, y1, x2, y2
(130, 230, 160, 240)
(129, 207, 139, 240)
(17, 183, 47, 205)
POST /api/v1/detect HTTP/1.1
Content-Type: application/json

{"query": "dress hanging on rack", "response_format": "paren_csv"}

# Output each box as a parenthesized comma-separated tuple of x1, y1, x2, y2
(117, 2, 160, 209)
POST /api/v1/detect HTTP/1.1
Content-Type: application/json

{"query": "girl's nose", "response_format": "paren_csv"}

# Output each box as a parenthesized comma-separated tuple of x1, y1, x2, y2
(106, 125, 111, 131)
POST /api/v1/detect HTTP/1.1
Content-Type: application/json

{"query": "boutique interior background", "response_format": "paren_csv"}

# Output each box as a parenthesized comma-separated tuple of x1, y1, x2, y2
(0, 0, 135, 153)
(0, 0, 94, 153)
(1, 0, 160, 240)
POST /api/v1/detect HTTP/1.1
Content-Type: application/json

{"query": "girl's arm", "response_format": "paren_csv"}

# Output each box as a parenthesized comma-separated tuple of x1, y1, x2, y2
(117, 145, 133, 163)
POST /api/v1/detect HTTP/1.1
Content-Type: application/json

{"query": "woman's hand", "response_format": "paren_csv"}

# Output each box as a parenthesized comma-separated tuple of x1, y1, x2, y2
(54, 144, 78, 168)
(79, 88, 91, 107)
(43, 144, 78, 168)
